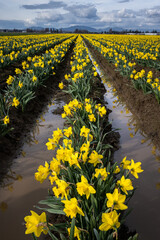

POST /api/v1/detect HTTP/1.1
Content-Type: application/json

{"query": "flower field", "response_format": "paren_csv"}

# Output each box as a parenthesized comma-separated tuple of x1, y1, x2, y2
(1, 33, 160, 240)
(83, 34, 160, 103)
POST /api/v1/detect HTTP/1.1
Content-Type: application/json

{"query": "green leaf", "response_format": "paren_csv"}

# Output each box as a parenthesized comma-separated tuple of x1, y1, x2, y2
(60, 233, 67, 240)
(128, 234, 138, 240)
(48, 230, 59, 240)
(36, 206, 65, 215)
(32, 233, 38, 240)
(69, 217, 75, 240)
(93, 228, 100, 240)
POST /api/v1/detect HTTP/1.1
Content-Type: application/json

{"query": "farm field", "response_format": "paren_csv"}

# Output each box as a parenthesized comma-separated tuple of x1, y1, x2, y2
(0, 33, 160, 240)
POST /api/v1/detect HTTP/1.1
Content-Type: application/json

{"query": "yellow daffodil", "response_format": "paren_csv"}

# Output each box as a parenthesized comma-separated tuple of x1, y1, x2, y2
(117, 176, 133, 194)
(64, 127, 72, 138)
(80, 126, 90, 138)
(52, 179, 69, 199)
(15, 68, 22, 74)
(28, 69, 33, 74)
(12, 97, 20, 108)
(32, 76, 37, 82)
(127, 159, 143, 178)
(76, 175, 96, 199)
(68, 152, 81, 169)
(35, 161, 49, 183)
(88, 150, 103, 167)
(59, 82, 64, 89)
(88, 113, 96, 122)
(99, 210, 120, 231)
(49, 172, 58, 185)
(85, 103, 92, 113)
(46, 138, 56, 150)
(50, 158, 61, 175)
(106, 188, 128, 210)
(113, 166, 120, 174)
(3, 116, 9, 125)
(52, 128, 63, 144)
(68, 226, 81, 240)
(94, 168, 110, 180)
(62, 198, 84, 218)
(98, 106, 107, 117)
(63, 139, 72, 147)
(6, 75, 14, 85)
(120, 156, 131, 169)
(18, 81, 23, 88)
(24, 211, 48, 237)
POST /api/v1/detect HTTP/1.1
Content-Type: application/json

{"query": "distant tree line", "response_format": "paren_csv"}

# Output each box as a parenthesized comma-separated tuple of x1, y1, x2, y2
(0, 27, 159, 34)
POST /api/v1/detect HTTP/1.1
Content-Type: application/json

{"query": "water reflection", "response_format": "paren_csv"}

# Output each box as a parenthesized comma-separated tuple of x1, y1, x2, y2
(1, 169, 23, 190)
(103, 78, 160, 240)
(0, 201, 8, 212)
(87, 48, 160, 239)
(0, 98, 66, 240)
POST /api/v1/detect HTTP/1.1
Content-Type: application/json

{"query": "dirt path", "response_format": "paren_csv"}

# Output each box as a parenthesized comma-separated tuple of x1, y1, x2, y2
(84, 38, 160, 150)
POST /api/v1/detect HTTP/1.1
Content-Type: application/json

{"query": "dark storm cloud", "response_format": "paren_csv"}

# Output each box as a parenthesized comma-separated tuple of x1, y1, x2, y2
(65, 4, 98, 19)
(22, 1, 66, 10)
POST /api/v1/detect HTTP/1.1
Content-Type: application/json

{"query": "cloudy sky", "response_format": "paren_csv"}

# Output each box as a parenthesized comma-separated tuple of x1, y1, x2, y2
(0, 0, 160, 30)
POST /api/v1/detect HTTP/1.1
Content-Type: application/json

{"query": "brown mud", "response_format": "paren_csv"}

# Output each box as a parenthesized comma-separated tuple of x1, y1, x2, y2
(84, 38, 160, 150)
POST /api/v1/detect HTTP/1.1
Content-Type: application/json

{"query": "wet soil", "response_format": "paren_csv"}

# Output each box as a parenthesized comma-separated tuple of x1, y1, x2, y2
(0, 42, 74, 184)
(84, 38, 160, 150)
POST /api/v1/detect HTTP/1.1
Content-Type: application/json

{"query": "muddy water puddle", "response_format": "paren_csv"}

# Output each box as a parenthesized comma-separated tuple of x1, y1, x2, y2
(0, 98, 65, 240)
(104, 82, 160, 240)
(87, 46, 160, 240)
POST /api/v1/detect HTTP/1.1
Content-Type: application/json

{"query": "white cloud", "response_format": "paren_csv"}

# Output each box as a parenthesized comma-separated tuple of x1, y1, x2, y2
(25, 18, 36, 26)
(0, 0, 160, 30)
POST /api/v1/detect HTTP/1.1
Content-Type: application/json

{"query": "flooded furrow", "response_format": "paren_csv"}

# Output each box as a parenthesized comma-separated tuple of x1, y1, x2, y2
(0, 41, 74, 240)
(0, 98, 65, 240)
(103, 82, 160, 240)
(86, 43, 160, 240)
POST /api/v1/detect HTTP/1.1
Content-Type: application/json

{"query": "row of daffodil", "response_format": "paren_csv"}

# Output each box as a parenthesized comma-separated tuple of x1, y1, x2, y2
(24, 35, 143, 240)
(0, 34, 74, 68)
(0, 34, 62, 55)
(130, 69, 160, 103)
(83, 35, 160, 104)
(0, 35, 76, 137)
(83, 34, 160, 69)
(83, 34, 137, 77)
